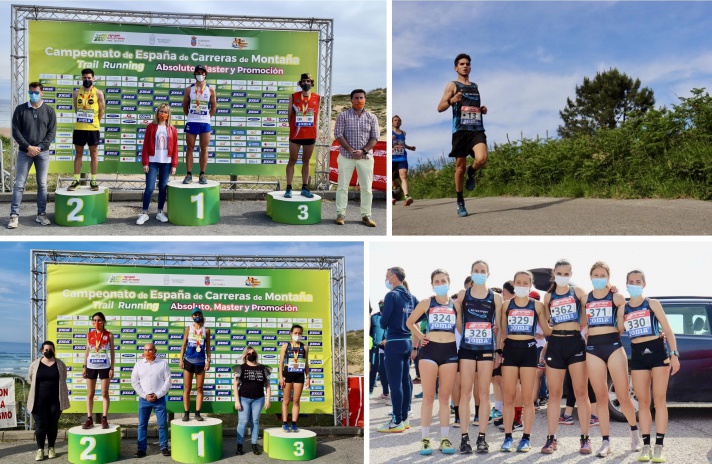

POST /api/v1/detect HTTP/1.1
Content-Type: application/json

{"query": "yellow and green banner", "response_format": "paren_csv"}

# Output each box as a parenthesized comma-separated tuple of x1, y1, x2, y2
(46, 264, 332, 414)
(28, 20, 319, 175)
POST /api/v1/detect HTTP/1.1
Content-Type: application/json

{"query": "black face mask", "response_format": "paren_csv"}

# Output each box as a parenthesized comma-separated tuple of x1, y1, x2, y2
(300, 83, 312, 92)
(82, 79, 93, 88)
(247, 353, 257, 362)
(43, 350, 55, 359)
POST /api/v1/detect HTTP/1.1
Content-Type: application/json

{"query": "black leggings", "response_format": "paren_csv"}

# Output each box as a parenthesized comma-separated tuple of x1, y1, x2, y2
(33, 403, 61, 449)
(563, 370, 596, 408)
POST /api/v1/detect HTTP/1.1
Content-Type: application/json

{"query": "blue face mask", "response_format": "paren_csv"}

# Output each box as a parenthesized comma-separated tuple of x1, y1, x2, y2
(29, 92, 41, 103)
(193, 316, 203, 323)
(385, 280, 393, 291)
(592, 278, 608, 290)
(471, 273, 487, 286)
(433, 284, 450, 296)
(627, 285, 644, 298)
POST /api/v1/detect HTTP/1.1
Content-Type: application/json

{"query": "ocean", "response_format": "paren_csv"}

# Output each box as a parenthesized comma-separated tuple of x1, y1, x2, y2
(0, 99, 11, 129)
(0, 342, 32, 377)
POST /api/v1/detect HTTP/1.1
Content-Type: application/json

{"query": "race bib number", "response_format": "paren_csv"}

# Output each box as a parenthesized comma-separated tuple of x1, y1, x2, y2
(586, 301, 614, 326)
(76, 109, 95, 124)
(464, 322, 492, 346)
(550, 297, 578, 324)
(189, 101, 209, 116)
(288, 362, 306, 373)
(507, 309, 535, 333)
(460, 106, 482, 126)
(295, 114, 315, 127)
(624, 310, 653, 337)
(428, 306, 456, 331)
(393, 144, 405, 156)
(88, 352, 109, 366)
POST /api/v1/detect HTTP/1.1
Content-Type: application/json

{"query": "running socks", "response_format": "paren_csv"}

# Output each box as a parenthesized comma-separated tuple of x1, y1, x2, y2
(643, 434, 651, 445)
(441, 427, 450, 438)
(514, 407, 523, 423)
(199, 171, 205, 176)
(479, 432, 486, 439)
(505, 433, 512, 440)
(422, 426, 430, 439)
(456, 191, 464, 203)
(453, 406, 460, 422)
(655, 434, 665, 446)
(495, 401, 503, 412)
(631, 425, 639, 431)
(467, 166, 476, 178)
(603, 435, 610, 442)
(522, 433, 530, 441)
(302, 184, 308, 190)
(91, 174, 97, 181)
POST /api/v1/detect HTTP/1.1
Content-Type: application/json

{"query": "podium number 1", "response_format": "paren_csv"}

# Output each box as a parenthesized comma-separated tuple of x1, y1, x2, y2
(294, 441, 304, 456)
(191, 431, 205, 457)
(190, 193, 204, 220)
(67, 198, 85, 222)
(79, 436, 97, 461)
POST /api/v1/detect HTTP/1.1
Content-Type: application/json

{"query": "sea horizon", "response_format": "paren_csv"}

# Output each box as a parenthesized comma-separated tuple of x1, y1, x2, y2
(0, 341, 32, 377)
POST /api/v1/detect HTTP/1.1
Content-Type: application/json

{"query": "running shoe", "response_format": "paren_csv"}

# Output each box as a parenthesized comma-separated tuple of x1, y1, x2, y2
(301, 188, 314, 198)
(498, 420, 522, 432)
(493, 417, 504, 427)
(580, 437, 592, 454)
(476, 435, 489, 453)
(538, 397, 549, 406)
(473, 414, 479, 425)
(291, 423, 299, 433)
(541, 436, 558, 454)
(559, 414, 574, 425)
(414, 392, 423, 399)
(534, 400, 541, 410)
(457, 202, 468, 217)
(404, 195, 413, 206)
(420, 438, 433, 455)
(284, 187, 292, 198)
(90, 180, 99, 191)
(156, 212, 168, 222)
(67, 180, 80, 191)
(377, 420, 405, 433)
(369, 392, 374, 399)
(101, 417, 109, 429)
(199, 174, 207, 185)
(392, 198, 397, 205)
(500, 437, 514, 452)
(282, 423, 291, 432)
(652, 444, 665, 463)
(182, 174, 192, 184)
(136, 213, 149, 225)
(82, 417, 93, 429)
(517, 438, 531, 452)
(403, 420, 411, 429)
(638, 444, 652, 462)
(631, 430, 643, 451)
(459, 434, 472, 454)
(412, 377, 421, 385)
(194, 412, 204, 422)
(597, 439, 611, 457)
(590, 414, 599, 427)
(182, 412, 189, 422)
(466, 166, 477, 191)
(35, 449, 44, 461)
(440, 438, 455, 454)
(48, 447, 56, 459)
(453, 419, 460, 428)
(450, 402, 455, 413)
(489, 407, 503, 421)
(36, 213, 50, 226)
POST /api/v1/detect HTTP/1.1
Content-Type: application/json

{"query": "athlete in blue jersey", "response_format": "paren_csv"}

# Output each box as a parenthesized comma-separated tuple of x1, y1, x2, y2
(392, 115, 416, 206)
(617, 270, 679, 463)
(437, 53, 489, 218)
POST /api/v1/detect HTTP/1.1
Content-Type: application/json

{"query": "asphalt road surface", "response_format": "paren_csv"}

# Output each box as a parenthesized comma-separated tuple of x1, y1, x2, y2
(392, 197, 712, 235)
(369, 367, 712, 463)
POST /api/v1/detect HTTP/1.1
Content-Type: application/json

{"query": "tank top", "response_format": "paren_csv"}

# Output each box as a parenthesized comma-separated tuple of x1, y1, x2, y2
(184, 325, 207, 364)
(86, 329, 111, 370)
(460, 288, 496, 350)
(187, 84, 211, 124)
(586, 290, 617, 328)
(392, 130, 407, 163)
(285, 342, 306, 372)
(451, 81, 484, 133)
(548, 287, 581, 326)
(289, 91, 320, 140)
(75, 86, 100, 131)
(426, 297, 457, 333)
(506, 298, 538, 337)
(624, 298, 660, 339)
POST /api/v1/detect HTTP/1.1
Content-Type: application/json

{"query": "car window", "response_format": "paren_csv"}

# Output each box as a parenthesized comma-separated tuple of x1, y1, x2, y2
(660, 303, 710, 335)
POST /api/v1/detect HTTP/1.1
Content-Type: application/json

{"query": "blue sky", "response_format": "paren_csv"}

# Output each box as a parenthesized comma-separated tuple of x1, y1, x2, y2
(0, 241, 364, 344)
(393, 1, 712, 164)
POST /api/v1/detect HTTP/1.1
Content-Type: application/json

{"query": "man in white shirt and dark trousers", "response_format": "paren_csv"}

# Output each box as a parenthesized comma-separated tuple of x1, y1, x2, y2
(131, 343, 171, 458)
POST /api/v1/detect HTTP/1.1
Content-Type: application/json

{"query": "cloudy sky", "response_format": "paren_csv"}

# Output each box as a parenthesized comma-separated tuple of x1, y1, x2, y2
(0, 241, 364, 343)
(393, 1, 712, 164)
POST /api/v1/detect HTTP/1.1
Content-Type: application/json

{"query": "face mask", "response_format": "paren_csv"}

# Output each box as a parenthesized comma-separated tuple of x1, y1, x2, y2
(627, 285, 644, 298)
(43, 350, 54, 359)
(29, 93, 41, 103)
(292, 334, 300, 342)
(352, 101, 365, 110)
(385, 279, 393, 290)
(195, 75, 206, 82)
(158, 113, 168, 122)
(433, 284, 450, 296)
(554, 276, 571, 286)
(514, 286, 530, 298)
(94, 321, 103, 331)
(247, 353, 258, 362)
(300, 83, 312, 92)
(193, 316, 203, 323)
(471, 273, 487, 286)
(82, 79, 92, 88)
(144, 351, 156, 362)
(592, 278, 608, 290)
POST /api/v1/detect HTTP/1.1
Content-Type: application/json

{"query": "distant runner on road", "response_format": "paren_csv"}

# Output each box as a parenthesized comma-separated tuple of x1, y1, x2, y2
(392, 115, 415, 206)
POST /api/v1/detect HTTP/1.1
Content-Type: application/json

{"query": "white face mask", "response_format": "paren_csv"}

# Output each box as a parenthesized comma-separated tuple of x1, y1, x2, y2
(195, 75, 206, 82)
(292, 334, 300, 342)
(514, 286, 530, 298)
(554, 276, 571, 286)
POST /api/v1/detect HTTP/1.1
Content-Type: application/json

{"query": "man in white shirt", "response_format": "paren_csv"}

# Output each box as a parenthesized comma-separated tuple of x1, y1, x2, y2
(131, 343, 171, 458)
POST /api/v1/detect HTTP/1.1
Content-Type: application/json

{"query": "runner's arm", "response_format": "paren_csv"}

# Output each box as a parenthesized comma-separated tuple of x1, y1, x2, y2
(437, 82, 457, 112)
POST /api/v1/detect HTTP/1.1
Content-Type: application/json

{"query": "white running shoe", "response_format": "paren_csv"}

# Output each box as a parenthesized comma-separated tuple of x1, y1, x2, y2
(631, 430, 643, 451)
(136, 213, 149, 225)
(597, 439, 611, 457)
(156, 212, 169, 222)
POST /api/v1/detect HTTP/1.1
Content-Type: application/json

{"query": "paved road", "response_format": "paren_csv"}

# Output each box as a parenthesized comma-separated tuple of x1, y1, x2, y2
(369, 366, 712, 463)
(392, 197, 712, 235)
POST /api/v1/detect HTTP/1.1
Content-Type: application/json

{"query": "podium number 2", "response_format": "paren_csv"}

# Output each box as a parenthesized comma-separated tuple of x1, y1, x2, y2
(191, 431, 205, 457)
(191, 192, 204, 220)
(294, 441, 304, 456)
(67, 198, 84, 222)
(297, 205, 309, 220)
(79, 436, 97, 461)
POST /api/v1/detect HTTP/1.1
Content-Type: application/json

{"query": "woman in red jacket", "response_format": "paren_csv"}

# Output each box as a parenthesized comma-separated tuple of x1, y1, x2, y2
(137, 103, 178, 224)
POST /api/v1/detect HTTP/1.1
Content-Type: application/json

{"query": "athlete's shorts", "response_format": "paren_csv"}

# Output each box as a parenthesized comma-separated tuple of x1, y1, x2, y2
(545, 334, 586, 369)
(184, 122, 212, 135)
(282, 367, 306, 384)
(502, 339, 538, 368)
(73, 130, 100, 147)
(458, 347, 495, 362)
(586, 333, 623, 363)
(289, 138, 316, 146)
(449, 130, 486, 158)
(393, 160, 409, 171)
(183, 359, 205, 375)
(492, 366, 502, 377)
(84, 367, 110, 380)
(630, 337, 670, 370)
(419, 341, 458, 366)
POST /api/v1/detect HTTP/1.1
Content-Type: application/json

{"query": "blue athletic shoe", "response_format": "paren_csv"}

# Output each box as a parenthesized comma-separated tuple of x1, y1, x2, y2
(466, 166, 477, 191)
(301, 188, 314, 198)
(282, 423, 291, 433)
(291, 423, 299, 433)
(517, 438, 531, 452)
(501, 437, 514, 452)
(284, 188, 292, 198)
(414, 392, 423, 399)
(457, 202, 468, 217)
(490, 408, 503, 420)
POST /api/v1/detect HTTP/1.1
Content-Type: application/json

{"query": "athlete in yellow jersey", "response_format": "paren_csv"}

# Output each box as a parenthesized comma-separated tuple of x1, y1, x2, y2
(70, 68, 105, 191)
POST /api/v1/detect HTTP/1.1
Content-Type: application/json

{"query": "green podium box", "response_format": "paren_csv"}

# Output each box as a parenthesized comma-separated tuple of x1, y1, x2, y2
(266, 191, 322, 225)
(166, 181, 220, 226)
(67, 424, 120, 464)
(170, 417, 222, 463)
(263, 428, 317, 461)
(54, 187, 109, 227)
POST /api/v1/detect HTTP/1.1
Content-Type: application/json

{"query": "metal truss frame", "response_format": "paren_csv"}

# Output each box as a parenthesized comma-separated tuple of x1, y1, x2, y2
(11, 5, 334, 190)
(29, 250, 347, 428)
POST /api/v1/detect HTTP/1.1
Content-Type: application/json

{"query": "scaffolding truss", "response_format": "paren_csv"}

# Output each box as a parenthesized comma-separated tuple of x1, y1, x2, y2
(11, 5, 334, 190)
(29, 250, 348, 428)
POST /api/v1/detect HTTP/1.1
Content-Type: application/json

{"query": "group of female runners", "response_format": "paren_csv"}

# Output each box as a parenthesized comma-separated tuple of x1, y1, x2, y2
(384, 259, 679, 462)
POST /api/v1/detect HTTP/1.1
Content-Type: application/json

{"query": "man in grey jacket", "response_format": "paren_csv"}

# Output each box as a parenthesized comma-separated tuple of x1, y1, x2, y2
(9, 82, 56, 228)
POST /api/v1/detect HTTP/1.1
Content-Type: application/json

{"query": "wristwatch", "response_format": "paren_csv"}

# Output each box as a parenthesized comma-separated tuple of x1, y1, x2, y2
(670, 350, 680, 357)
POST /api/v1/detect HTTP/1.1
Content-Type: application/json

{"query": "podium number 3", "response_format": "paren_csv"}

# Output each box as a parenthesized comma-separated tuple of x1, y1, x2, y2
(191, 430, 205, 457)
(294, 441, 304, 456)
(67, 198, 84, 222)
(79, 436, 96, 461)
(191, 192, 204, 220)
(297, 205, 309, 220)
